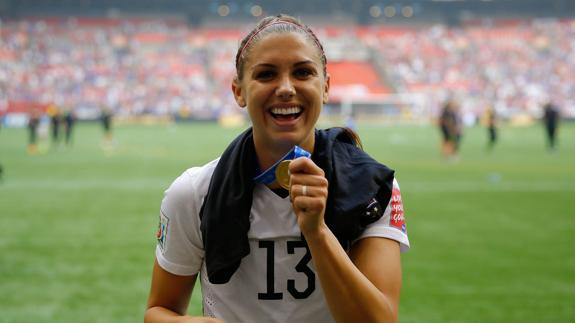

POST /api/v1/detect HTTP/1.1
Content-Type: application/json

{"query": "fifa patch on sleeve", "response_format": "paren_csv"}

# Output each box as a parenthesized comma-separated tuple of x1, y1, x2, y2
(390, 186, 406, 233)
(157, 211, 169, 254)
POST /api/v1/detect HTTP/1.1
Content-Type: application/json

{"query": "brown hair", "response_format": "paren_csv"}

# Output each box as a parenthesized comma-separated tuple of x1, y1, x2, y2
(341, 127, 363, 150)
(235, 14, 327, 80)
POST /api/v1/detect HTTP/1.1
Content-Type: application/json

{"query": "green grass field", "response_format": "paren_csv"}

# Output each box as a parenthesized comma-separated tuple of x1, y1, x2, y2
(1, 122, 574, 323)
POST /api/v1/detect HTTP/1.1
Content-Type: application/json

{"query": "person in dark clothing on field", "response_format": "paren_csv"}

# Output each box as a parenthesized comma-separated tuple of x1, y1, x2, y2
(542, 101, 560, 151)
(28, 109, 41, 155)
(439, 99, 462, 160)
(485, 106, 497, 151)
(63, 108, 75, 146)
(101, 106, 113, 144)
(48, 104, 62, 147)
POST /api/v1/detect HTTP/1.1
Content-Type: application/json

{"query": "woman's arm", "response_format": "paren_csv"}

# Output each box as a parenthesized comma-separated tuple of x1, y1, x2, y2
(289, 157, 402, 323)
(306, 229, 402, 323)
(145, 259, 223, 323)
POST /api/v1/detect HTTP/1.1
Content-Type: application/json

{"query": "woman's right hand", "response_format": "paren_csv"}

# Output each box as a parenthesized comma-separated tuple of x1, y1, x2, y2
(288, 157, 329, 237)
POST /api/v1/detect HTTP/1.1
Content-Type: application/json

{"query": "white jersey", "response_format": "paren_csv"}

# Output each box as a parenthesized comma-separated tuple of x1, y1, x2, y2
(155, 158, 410, 323)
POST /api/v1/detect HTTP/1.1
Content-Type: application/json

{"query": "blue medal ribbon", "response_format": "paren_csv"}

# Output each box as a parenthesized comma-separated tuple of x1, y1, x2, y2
(253, 146, 311, 185)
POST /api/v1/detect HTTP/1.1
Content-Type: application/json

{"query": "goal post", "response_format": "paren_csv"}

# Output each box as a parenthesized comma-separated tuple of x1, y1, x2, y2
(321, 93, 432, 125)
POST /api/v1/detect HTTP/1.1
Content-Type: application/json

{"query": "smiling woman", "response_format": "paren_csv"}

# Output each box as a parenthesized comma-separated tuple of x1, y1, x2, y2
(232, 29, 328, 169)
(145, 14, 410, 323)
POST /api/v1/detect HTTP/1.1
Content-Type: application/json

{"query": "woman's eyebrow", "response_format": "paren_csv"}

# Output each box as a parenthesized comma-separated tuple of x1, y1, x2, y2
(251, 60, 315, 69)
(294, 60, 314, 66)
(251, 63, 276, 69)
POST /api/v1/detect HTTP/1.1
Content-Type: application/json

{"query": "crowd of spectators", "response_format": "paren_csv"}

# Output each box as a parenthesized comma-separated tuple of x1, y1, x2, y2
(1, 17, 573, 122)
(373, 18, 575, 120)
(1, 18, 239, 121)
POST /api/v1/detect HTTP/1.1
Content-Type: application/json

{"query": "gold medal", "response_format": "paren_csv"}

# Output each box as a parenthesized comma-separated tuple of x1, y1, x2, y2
(275, 160, 291, 189)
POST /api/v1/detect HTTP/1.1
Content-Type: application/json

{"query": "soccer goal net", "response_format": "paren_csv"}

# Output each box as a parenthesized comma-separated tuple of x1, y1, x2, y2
(320, 93, 432, 126)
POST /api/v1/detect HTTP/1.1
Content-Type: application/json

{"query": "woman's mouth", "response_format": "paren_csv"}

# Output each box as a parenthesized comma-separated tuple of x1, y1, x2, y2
(269, 106, 303, 122)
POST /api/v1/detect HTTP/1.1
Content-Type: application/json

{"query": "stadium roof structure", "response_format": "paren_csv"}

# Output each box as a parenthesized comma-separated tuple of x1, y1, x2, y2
(2, 0, 574, 24)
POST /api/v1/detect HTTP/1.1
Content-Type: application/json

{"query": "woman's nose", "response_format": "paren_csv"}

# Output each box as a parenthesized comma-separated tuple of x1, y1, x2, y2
(275, 76, 295, 100)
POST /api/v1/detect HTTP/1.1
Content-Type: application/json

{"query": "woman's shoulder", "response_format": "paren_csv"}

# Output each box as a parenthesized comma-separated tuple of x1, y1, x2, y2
(183, 158, 220, 183)
(164, 157, 220, 202)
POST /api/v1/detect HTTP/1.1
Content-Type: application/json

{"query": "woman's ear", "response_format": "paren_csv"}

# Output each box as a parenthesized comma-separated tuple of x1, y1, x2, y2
(323, 73, 330, 104)
(232, 77, 246, 108)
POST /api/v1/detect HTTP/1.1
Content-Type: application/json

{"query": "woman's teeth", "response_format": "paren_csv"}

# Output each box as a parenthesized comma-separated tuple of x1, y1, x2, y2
(271, 106, 302, 115)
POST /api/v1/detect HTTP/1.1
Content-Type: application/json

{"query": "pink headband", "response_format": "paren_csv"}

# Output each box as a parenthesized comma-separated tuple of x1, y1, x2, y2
(237, 19, 324, 64)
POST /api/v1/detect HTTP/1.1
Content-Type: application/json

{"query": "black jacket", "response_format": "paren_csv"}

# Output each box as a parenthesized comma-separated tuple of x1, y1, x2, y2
(200, 127, 395, 284)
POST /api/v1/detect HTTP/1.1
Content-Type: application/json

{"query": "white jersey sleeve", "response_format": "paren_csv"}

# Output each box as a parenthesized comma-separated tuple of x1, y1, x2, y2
(155, 159, 219, 276)
(355, 178, 410, 252)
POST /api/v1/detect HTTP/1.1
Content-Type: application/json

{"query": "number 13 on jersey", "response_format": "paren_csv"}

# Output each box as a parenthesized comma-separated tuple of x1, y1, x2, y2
(258, 240, 316, 300)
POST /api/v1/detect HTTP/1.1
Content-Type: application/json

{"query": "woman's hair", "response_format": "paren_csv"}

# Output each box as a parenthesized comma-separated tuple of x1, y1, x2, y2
(341, 127, 363, 150)
(235, 14, 327, 80)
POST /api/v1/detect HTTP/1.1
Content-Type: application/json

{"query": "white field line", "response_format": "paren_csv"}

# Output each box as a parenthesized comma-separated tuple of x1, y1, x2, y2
(1, 179, 171, 190)
(2, 179, 575, 192)
(404, 181, 575, 192)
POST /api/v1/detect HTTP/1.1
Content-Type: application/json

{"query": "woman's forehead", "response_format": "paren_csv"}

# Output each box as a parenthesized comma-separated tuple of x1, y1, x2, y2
(245, 32, 321, 64)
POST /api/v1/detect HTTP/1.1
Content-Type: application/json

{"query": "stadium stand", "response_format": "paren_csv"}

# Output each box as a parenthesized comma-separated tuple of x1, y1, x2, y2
(1, 12, 574, 125)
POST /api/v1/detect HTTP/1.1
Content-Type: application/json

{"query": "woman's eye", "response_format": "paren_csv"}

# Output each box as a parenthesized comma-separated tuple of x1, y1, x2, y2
(294, 69, 313, 78)
(256, 70, 275, 80)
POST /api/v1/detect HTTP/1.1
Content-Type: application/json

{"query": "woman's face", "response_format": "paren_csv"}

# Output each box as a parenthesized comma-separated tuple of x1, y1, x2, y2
(233, 32, 329, 153)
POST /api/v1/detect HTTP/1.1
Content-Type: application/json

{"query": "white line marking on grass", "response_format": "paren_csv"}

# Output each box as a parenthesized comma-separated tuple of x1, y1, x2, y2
(405, 181, 575, 192)
(2, 180, 574, 192)
(2, 179, 171, 190)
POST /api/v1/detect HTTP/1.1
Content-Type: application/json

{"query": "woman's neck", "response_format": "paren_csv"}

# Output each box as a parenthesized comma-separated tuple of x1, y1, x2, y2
(254, 142, 292, 172)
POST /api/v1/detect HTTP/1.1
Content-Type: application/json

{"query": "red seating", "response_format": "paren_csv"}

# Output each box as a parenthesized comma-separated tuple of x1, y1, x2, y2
(327, 61, 392, 98)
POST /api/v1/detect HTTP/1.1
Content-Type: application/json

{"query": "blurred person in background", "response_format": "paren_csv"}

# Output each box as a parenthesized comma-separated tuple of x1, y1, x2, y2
(145, 14, 409, 323)
(542, 100, 560, 152)
(439, 99, 462, 160)
(47, 104, 62, 148)
(344, 110, 357, 132)
(27, 109, 41, 155)
(485, 106, 498, 151)
(100, 106, 114, 145)
(63, 107, 75, 147)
